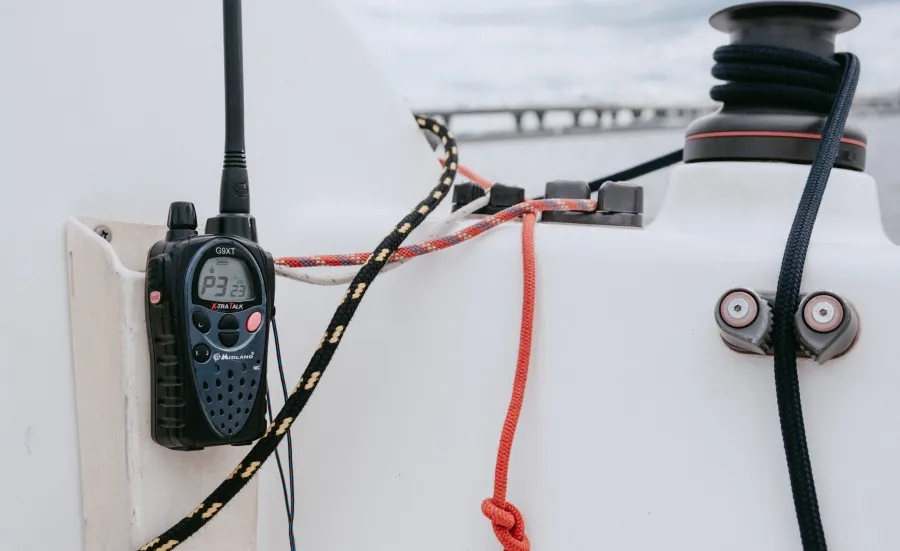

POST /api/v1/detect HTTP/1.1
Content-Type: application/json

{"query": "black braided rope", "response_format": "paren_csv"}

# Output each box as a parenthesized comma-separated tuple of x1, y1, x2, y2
(137, 116, 459, 551)
(711, 44, 843, 113)
(768, 52, 859, 551)
(587, 148, 683, 192)
(528, 149, 683, 200)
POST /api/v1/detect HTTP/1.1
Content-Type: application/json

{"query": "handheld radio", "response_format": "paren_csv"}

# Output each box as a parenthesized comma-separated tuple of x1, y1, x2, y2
(145, 0, 275, 450)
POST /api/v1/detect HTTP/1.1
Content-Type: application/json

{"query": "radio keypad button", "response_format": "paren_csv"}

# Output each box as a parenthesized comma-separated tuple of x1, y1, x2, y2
(246, 312, 262, 333)
(192, 344, 211, 363)
(219, 332, 239, 348)
(218, 314, 239, 330)
(192, 311, 211, 333)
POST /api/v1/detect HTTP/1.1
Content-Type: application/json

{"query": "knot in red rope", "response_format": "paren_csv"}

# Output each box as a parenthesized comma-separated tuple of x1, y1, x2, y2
(481, 498, 530, 551)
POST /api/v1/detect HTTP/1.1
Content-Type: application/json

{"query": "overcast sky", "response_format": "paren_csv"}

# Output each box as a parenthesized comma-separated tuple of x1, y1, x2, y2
(334, 0, 900, 108)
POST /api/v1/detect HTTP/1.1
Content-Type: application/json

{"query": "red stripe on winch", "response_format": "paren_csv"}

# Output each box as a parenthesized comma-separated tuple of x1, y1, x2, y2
(686, 130, 867, 148)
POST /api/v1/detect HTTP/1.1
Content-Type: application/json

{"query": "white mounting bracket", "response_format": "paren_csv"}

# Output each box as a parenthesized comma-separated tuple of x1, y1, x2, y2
(66, 217, 258, 551)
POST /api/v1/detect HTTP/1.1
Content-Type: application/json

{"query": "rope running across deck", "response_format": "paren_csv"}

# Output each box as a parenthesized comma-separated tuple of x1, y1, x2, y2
(274, 198, 596, 270)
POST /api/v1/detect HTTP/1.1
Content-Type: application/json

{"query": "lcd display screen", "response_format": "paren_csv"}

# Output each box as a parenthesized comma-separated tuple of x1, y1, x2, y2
(197, 256, 255, 301)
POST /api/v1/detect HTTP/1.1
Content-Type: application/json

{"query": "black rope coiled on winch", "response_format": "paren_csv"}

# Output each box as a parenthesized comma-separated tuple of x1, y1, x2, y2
(711, 44, 844, 113)
(712, 44, 860, 551)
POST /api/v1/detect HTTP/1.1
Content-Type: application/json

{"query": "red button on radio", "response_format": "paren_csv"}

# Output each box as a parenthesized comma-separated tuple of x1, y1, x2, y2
(246, 311, 262, 333)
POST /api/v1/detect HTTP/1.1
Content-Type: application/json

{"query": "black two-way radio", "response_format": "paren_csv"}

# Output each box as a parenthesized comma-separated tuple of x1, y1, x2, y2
(145, 0, 275, 450)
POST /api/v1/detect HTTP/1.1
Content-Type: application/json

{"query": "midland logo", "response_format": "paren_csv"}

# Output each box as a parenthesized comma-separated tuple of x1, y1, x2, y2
(210, 302, 245, 311)
(213, 351, 256, 362)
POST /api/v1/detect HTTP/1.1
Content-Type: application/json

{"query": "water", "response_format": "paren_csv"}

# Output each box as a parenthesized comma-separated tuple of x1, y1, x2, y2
(335, 0, 900, 108)
(458, 116, 900, 240)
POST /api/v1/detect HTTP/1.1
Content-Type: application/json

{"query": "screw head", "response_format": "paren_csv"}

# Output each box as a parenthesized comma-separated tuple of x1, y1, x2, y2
(803, 293, 843, 333)
(720, 290, 758, 328)
(94, 225, 112, 242)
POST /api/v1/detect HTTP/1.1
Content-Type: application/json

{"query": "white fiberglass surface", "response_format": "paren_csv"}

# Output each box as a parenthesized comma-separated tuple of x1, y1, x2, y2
(257, 162, 900, 550)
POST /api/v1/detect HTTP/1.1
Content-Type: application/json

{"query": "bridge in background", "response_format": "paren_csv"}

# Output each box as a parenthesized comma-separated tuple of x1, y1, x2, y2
(414, 92, 900, 143)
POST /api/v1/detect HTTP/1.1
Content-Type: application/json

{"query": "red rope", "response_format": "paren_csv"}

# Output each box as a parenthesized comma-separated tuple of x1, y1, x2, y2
(275, 199, 593, 269)
(439, 158, 493, 189)
(481, 212, 536, 551)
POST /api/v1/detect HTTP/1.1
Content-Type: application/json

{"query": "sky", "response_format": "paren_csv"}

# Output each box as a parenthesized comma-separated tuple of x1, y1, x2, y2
(333, 0, 900, 109)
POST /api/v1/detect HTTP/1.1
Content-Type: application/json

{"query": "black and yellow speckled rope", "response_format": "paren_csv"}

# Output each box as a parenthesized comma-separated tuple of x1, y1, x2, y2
(137, 116, 458, 551)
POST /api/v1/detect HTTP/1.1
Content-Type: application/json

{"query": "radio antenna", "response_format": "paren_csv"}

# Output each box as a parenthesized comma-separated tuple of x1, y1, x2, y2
(207, 0, 257, 240)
